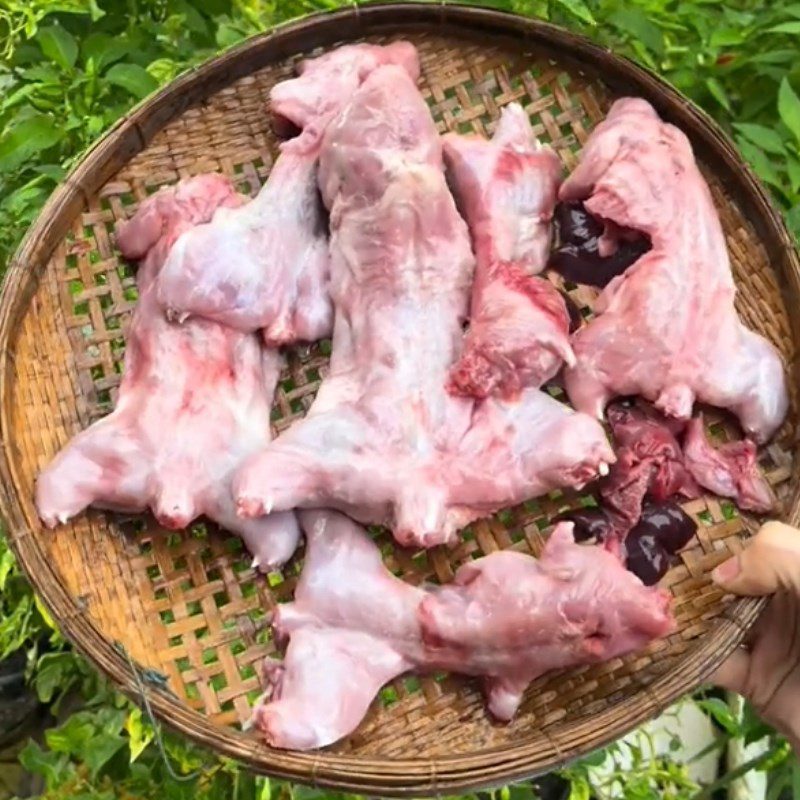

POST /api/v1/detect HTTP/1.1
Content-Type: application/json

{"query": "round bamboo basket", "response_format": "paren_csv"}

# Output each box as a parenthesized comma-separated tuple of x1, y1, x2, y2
(3, 2, 800, 794)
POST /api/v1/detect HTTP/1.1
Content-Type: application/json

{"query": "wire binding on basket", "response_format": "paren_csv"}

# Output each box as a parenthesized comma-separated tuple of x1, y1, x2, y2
(115, 641, 201, 783)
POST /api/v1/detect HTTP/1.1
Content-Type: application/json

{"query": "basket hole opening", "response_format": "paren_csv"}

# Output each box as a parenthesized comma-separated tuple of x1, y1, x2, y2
(224, 537, 243, 555)
(116, 263, 134, 280)
(213, 590, 230, 607)
(697, 510, 714, 526)
(186, 600, 202, 616)
(496, 508, 514, 526)
(380, 686, 399, 706)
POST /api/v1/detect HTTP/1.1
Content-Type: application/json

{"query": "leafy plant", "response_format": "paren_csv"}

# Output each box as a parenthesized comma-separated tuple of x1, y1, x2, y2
(0, 530, 61, 665)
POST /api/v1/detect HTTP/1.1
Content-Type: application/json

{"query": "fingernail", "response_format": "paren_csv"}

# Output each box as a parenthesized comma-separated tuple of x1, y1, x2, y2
(712, 556, 741, 584)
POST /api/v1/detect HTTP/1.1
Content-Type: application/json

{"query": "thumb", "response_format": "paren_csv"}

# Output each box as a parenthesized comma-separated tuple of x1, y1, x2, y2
(711, 521, 800, 596)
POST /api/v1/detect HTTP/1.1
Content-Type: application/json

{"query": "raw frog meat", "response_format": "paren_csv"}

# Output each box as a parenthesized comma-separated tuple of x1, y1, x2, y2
(443, 102, 571, 398)
(155, 42, 420, 345)
(270, 41, 421, 152)
(683, 415, 775, 513)
(234, 65, 613, 548)
(253, 510, 674, 750)
(155, 150, 332, 345)
(561, 98, 788, 444)
(35, 174, 300, 570)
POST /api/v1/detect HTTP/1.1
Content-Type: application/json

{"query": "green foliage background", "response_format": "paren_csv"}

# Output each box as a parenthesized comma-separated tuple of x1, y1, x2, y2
(2, 1, 800, 798)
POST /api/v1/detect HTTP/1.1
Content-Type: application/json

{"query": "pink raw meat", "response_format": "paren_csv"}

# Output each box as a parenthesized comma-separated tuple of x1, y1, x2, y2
(253, 510, 674, 750)
(234, 65, 613, 548)
(155, 150, 332, 345)
(155, 43, 419, 345)
(683, 415, 774, 512)
(270, 41, 420, 152)
(443, 102, 571, 398)
(601, 401, 700, 533)
(561, 98, 788, 443)
(35, 175, 300, 570)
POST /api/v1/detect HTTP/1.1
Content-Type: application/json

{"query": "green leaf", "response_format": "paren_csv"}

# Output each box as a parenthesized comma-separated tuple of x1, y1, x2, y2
(578, 748, 608, 768)
(609, 9, 664, 54)
(33, 593, 58, 631)
(147, 58, 179, 84)
(737, 138, 784, 189)
(697, 697, 739, 735)
(786, 205, 800, 241)
(81, 33, 130, 72)
(748, 49, 797, 66)
(568, 777, 592, 800)
(35, 652, 76, 703)
(780, 78, 800, 145)
(18, 741, 70, 788)
(553, 0, 596, 26)
(705, 77, 731, 112)
(19, 64, 62, 84)
(37, 25, 78, 70)
(767, 21, 800, 34)
(787, 156, 800, 194)
(0, 83, 39, 113)
(0, 546, 14, 590)
(125, 707, 154, 762)
(105, 63, 159, 100)
(171, 0, 211, 35)
(733, 123, 787, 155)
(0, 112, 64, 172)
(215, 21, 245, 49)
(45, 714, 94, 754)
(0, 594, 32, 658)
(790, 760, 800, 800)
(710, 28, 745, 47)
(507, 787, 537, 800)
(84, 733, 127, 779)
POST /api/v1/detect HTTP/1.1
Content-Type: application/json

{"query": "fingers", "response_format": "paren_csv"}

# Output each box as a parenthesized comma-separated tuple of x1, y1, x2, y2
(711, 521, 800, 596)
(710, 646, 750, 694)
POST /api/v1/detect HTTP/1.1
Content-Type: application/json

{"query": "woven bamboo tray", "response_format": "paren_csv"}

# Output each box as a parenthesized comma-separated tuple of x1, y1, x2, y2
(3, 2, 800, 794)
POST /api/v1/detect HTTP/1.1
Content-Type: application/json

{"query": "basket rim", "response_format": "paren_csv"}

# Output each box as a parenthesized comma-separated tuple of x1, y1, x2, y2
(1, 2, 798, 794)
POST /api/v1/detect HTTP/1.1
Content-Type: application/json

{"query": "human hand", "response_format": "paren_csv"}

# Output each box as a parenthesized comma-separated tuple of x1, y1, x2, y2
(711, 521, 800, 751)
